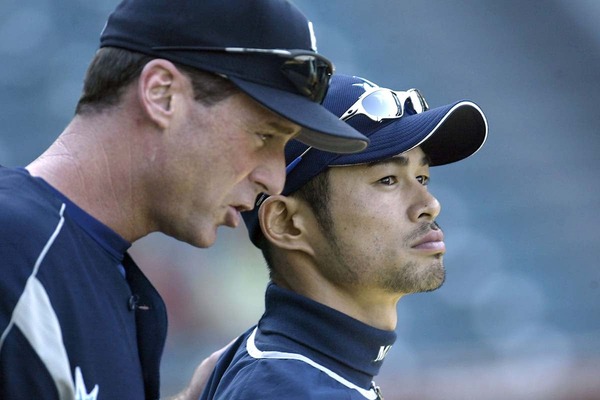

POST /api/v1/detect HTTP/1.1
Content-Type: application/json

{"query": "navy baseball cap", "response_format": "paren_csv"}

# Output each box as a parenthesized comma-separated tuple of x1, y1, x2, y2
(99, 0, 369, 153)
(243, 74, 488, 247)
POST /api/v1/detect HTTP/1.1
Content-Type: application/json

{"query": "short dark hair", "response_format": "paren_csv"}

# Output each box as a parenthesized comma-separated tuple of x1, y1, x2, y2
(261, 169, 332, 280)
(75, 47, 239, 115)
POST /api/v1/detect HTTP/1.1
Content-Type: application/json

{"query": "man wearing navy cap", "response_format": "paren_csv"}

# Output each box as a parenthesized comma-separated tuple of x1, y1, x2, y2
(200, 74, 488, 399)
(0, 1, 369, 399)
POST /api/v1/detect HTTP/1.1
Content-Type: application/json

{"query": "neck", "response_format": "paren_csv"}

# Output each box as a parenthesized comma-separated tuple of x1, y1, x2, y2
(26, 114, 151, 242)
(308, 284, 403, 331)
(274, 254, 403, 331)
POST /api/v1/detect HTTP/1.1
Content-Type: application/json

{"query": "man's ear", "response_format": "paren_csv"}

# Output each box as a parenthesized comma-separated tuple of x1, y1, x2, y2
(137, 59, 187, 129)
(259, 195, 314, 255)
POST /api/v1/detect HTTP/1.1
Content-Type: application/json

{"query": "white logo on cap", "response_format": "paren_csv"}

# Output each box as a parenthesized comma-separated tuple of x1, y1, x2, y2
(308, 21, 318, 52)
(352, 77, 379, 92)
(99, 20, 108, 37)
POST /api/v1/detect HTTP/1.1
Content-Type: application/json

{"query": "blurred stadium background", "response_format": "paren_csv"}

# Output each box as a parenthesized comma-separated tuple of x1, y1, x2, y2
(1, 0, 599, 399)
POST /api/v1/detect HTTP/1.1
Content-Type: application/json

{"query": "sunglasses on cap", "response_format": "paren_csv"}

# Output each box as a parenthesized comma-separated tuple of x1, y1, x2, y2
(339, 87, 429, 122)
(253, 87, 429, 207)
(267, 87, 429, 197)
(151, 46, 333, 103)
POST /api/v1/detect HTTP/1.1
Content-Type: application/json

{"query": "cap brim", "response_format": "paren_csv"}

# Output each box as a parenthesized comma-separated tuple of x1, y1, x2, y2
(229, 76, 370, 154)
(330, 101, 488, 167)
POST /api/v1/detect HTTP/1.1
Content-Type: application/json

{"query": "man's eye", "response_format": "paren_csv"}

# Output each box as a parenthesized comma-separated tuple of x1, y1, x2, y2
(416, 175, 429, 185)
(379, 176, 397, 186)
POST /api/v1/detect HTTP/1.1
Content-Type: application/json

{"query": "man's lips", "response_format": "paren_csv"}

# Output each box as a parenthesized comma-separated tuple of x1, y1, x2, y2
(412, 230, 446, 253)
(224, 204, 252, 228)
(224, 206, 242, 228)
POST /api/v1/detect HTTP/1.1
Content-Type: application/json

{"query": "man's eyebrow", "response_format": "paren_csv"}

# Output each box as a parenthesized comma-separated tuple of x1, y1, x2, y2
(421, 154, 432, 166)
(366, 153, 431, 168)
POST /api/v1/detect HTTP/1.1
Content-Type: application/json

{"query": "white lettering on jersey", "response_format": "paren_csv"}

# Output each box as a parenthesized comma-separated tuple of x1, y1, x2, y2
(75, 367, 99, 400)
(373, 345, 392, 362)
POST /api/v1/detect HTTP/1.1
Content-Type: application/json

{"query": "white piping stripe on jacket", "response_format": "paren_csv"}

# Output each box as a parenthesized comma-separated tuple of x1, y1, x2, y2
(246, 327, 378, 399)
(0, 204, 76, 400)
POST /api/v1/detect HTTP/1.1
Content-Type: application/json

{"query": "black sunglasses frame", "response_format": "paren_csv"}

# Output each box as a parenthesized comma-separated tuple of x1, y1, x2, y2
(151, 46, 334, 103)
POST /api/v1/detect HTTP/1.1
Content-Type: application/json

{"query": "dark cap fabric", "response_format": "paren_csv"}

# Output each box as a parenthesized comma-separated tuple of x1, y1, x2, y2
(243, 74, 488, 247)
(99, 0, 369, 153)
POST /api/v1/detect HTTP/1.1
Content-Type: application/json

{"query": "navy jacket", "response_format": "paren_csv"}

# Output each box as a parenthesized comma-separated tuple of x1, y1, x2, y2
(201, 283, 396, 399)
(0, 166, 167, 400)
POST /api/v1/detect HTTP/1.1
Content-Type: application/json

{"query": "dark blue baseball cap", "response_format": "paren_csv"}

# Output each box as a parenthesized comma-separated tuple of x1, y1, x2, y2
(243, 74, 488, 247)
(98, 0, 369, 153)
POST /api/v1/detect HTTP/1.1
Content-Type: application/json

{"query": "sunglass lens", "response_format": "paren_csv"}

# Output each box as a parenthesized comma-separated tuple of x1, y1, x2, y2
(362, 90, 402, 118)
(408, 90, 429, 113)
(281, 56, 332, 103)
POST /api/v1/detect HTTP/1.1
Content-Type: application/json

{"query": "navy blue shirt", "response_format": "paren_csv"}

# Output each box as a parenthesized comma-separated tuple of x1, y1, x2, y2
(0, 166, 167, 399)
(201, 283, 396, 400)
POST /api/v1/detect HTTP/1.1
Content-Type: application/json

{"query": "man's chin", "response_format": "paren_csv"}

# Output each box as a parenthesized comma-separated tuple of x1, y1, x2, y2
(181, 226, 218, 249)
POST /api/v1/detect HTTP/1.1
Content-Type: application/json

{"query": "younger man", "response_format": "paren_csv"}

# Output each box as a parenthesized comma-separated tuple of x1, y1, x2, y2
(200, 74, 488, 399)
